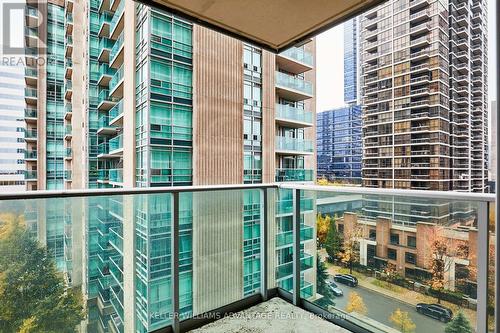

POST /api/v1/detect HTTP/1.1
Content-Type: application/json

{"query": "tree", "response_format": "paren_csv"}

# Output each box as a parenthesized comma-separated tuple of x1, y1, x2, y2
(324, 215, 341, 261)
(317, 178, 329, 186)
(316, 214, 331, 247)
(316, 256, 334, 303)
(0, 213, 85, 333)
(346, 291, 367, 315)
(445, 312, 473, 333)
(426, 227, 468, 303)
(389, 308, 416, 333)
(338, 224, 363, 274)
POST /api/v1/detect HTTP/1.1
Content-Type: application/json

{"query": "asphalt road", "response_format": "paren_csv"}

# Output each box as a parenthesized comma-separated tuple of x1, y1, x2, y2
(330, 284, 447, 333)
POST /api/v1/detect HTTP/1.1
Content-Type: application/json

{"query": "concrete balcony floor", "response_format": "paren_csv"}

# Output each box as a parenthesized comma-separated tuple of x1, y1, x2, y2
(189, 298, 349, 333)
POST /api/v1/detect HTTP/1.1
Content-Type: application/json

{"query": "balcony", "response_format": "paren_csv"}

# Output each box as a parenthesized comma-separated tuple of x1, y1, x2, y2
(65, 104, 72, 120)
(64, 81, 72, 100)
(275, 104, 313, 128)
(97, 115, 119, 135)
(98, 63, 116, 87)
(64, 125, 72, 140)
(108, 134, 123, 155)
(109, 33, 124, 69)
(24, 27, 38, 47)
(108, 100, 123, 124)
(97, 89, 118, 111)
(109, 65, 124, 98)
(25, 129, 37, 141)
(65, 36, 73, 58)
(25, 108, 37, 122)
(275, 136, 313, 155)
(275, 169, 314, 182)
(108, 169, 123, 184)
(0, 184, 494, 333)
(25, 150, 37, 161)
(98, 37, 114, 63)
(24, 87, 37, 104)
(276, 47, 313, 74)
(109, 0, 124, 40)
(25, 67, 37, 86)
(98, 11, 113, 38)
(65, 148, 72, 160)
(275, 72, 313, 101)
(24, 170, 37, 180)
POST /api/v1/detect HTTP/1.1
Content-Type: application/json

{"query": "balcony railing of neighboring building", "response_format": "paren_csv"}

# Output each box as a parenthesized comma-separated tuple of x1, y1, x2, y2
(275, 104, 313, 125)
(0, 184, 494, 333)
(275, 72, 313, 96)
(275, 168, 314, 182)
(275, 136, 313, 153)
(278, 47, 314, 66)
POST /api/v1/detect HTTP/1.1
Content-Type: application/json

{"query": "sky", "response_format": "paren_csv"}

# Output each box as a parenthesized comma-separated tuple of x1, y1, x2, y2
(316, 0, 497, 112)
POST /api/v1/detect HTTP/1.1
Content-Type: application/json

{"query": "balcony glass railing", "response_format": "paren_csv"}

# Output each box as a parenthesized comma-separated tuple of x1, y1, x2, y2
(25, 108, 37, 118)
(279, 47, 313, 66)
(25, 88, 37, 98)
(275, 72, 313, 95)
(98, 142, 109, 155)
(25, 150, 37, 159)
(99, 63, 116, 79)
(109, 100, 123, 120)
(65, 148, 72, 158)
(109, 0, 124, 35)
(275, 104, 313, 124)
(25, 129, 37, 138)
(109, 66, 124, 92)
(275, 168, 314, 182)
(110, 33, 124, 61)
(108, 169, 123, 183)
(109, 134, 123, 152)
(98, 115, 116, 129)
(0, 185, 494, 333)
(275, 136, 313, 153)
(24, 170, 37, 179)
(25, 67, 37, 77)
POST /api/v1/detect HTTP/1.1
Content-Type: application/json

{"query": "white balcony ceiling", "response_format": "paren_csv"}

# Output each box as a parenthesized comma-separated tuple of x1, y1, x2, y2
(144, 0, 386, 52)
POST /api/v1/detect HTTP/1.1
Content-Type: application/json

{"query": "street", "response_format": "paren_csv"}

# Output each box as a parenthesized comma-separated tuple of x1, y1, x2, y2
(329, 284, 446, 333)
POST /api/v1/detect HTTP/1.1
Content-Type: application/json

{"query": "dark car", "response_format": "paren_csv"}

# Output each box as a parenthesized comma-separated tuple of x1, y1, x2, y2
(333, 274, 358, 287)
(416, 303, 453, 322)
(328, 281, 343, 296)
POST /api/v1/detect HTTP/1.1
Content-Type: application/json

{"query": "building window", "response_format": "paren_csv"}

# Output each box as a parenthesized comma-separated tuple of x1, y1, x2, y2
(405, 252, 416, 264)
(387, 248, 397, 260)
(407, 236, 416, 248)
(390, 233, 399, 245)
(369, 229, 376, 240)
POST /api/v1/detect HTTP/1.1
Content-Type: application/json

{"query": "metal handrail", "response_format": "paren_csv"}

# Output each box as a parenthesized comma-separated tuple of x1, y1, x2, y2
(0, 182, 494, 202)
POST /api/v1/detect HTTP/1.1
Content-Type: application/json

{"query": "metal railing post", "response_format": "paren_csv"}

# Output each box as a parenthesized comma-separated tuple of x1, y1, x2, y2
(260, 188, 268, 301)
(477, 201, 489, 333)
(171, 192, 180, 333)
(292, 188, 301, 306)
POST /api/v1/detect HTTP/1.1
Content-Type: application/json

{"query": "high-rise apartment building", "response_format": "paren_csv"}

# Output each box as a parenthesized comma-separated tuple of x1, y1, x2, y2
(488, 100, 496, 191)
(23, 1, 316, 332)
(316, 18, 363, 184)
(0, 65, 25, 191)
(360, 0, 489, 193)
(344, 17, 361, 105)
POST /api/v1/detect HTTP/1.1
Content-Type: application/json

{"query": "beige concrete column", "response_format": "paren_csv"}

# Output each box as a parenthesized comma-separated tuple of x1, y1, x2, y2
(122, 1, 136, 188)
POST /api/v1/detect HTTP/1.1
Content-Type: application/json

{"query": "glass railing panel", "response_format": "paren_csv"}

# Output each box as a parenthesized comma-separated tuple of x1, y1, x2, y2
(305, 189, 488, 333)
(275, 104, 313, 124)
(279, 47, 313, 66)
(275, 71, 313, 95)
(275, 136, 314, 153)
(110, 33, 124, 60)
(275, 168, 314, 182)
(109, 100, 123, 120)
(109, 134, 123, 151)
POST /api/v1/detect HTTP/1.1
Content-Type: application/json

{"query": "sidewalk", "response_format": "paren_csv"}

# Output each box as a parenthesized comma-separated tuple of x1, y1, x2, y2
(324, 261, 478, 328)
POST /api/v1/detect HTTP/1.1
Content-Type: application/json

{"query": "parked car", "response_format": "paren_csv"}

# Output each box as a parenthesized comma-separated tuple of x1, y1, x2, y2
(333, 274, 358, 287)
(416, 303, 453, 322)
(328, 281, 343, 296)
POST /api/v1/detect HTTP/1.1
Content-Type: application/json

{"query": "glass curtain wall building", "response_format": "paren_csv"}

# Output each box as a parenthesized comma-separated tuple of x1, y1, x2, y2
(316, 17, 363, 184)
(317, 105, 362, 183)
